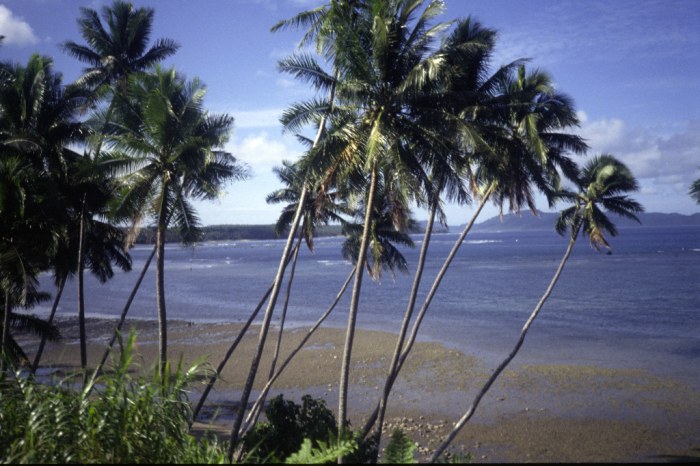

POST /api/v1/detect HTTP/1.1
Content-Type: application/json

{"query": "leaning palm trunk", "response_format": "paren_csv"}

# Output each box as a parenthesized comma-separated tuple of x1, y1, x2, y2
(241, 266, 356, 437)
(243, 231, 304, 427)
(267, 231, 303, 382)
(227, 184, 309, 457)
(192, 244, 298, 422)
(431, 224, 581, 461)
(365, 200, 437, 450)
(31, 275, 68, 374)
(338, 161, 379, 441)
(77, 199, 88, 370)
(93, 245, 156, 376)
(227, 84, 335, 458)
(363, 183, 495, 439)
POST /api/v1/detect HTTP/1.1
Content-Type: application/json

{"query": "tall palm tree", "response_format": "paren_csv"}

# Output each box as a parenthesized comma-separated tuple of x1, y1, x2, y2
(67, 153, 132, 369)
(234, 168, 415, 443)
(106, 66, 247, 376)
(0, 55, 88, 369)
(384, 61, 588, 424)
(315, 0, 454, 437)
(363, 17, 504, 444)
(63, 0, 179, 94)
(227, 2, 359, 453)
(431, 154, 643, 460)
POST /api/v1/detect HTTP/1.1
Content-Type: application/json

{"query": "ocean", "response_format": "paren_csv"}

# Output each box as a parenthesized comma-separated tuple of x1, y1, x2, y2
(36, 224, 700, 387)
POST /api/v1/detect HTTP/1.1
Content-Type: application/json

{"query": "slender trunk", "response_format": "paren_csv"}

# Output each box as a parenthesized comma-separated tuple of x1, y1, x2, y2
(241, 266, 356, 437)
(192, 243, 298, 422)
(227, 186, 308, 457)
(227, 79, 336, 460)
(77, 198, 87, 370)
(431, 226, 580, 462)
(267, 231, 303, 381)
(1, 290, 10, 372)
(365, 200, 437, 448)
(94, 246, 156, 376)
(338, 161, 379, 445)
(156, 185, 169, 380)
(362, 183, 495, 437)
(31, 275, 67, 374)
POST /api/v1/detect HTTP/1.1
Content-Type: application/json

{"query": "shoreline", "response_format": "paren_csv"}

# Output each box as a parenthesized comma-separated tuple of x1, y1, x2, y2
(21, 316, 700, 463)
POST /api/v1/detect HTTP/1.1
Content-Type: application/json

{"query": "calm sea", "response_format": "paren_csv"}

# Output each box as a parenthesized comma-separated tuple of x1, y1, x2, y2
(37, 225, 700, 386)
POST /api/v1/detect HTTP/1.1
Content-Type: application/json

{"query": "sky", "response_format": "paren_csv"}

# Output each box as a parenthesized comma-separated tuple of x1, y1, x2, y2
(1, 0, 699, 226)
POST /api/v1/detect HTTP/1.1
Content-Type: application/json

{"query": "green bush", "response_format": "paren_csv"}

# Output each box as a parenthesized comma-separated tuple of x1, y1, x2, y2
(242, 394, 339, 462)
(0, 330, 227, 464)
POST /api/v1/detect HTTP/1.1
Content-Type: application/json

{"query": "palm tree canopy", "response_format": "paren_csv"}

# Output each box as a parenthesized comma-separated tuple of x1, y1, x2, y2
(556, 154, 644, 251)
(267, 160, 350, 250)
(63, 0, 179, 91)
(106, 66, 248, 244)
(475, 65, 588, 215)
(690, 178, 700, 204)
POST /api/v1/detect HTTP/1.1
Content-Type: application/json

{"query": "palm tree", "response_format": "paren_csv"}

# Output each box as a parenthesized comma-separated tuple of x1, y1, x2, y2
(106, 66, 248, 376)
(315, 0, 455, 437)
(362, 17, 504, 444)
(690, 178, 700, 204)
(236, 170, 416, 442)
(226, 1, 358, 453)
(0, 55, 88, 369)
(431, 154, 643, 460)
(63, 0, 178, 94)
(68, 154, 132, 369)
(378, 61, 589, 431)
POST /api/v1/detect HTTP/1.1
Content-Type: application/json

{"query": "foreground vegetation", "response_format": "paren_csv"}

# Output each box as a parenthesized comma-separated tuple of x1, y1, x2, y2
(0, 0, 659, 462)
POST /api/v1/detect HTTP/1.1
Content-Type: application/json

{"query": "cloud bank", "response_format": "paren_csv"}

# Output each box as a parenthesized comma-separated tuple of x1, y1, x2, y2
(0, 6, 38, 46)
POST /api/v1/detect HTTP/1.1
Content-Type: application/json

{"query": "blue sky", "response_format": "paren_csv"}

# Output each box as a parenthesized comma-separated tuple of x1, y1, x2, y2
(2, 0, 699, 226)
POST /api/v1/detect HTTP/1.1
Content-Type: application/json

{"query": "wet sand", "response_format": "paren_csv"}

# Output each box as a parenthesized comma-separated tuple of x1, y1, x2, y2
(22, 317, 700, 463)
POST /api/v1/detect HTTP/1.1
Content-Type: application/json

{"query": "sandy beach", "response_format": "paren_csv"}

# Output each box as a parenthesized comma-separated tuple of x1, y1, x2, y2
(21, 317, 700, 463)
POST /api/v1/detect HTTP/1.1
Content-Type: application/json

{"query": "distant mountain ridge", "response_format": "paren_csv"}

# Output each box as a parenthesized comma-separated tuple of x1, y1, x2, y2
(473, 212, 700, 232)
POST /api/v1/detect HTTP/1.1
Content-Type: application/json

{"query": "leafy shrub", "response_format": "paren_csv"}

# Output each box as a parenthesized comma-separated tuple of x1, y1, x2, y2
(0, 330, 227, 464)
(242, 394, 339, 462)
(381, 429, 415, 464)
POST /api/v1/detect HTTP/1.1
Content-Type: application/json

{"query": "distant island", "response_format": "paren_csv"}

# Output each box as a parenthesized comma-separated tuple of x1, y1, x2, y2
(134, 212, 699, 243)
(471, 211, 700, 232)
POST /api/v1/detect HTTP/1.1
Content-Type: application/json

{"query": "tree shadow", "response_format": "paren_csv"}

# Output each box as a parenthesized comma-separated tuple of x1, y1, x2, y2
(653, 447, 700, 463)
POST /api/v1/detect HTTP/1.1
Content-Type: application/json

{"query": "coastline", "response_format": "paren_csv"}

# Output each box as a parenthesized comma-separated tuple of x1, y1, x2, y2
(23, 316, 700, 463)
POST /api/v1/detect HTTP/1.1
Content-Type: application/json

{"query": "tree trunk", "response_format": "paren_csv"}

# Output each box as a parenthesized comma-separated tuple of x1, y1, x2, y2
(31, 275, 67, 374)
(227, 79, 336, 460)
(156, 186, 169, 380)
(94, 246, 156, 376)
(241, 266, 356, 436)
(431, 226, 580, 461)
(227, 186, 308, 457)
(1, 289, 10, 372)
(365, 200, 437, 449)
(193, 242, 298, 422)
(338, 161, 379, 444)
(267, 230, 303, 382)
(362, 183, 495, 439)
(77, 198, 87, 370)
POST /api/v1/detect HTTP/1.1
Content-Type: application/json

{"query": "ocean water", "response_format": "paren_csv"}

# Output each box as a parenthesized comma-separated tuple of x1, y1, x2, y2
(36, 225, 700, 386)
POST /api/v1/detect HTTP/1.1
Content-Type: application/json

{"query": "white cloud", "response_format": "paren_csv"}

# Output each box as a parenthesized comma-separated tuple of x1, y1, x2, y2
(228, 131, 301, 172)
(578, 117, 700, 192)
(0, 6, 38, 46)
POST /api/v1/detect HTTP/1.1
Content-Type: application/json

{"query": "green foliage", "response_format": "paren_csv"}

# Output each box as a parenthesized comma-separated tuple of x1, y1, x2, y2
(284, 437, 357, 464)
(242, 394, 341, 463)
(0, 330, 227, 464)
(381, 429, 415, 464)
